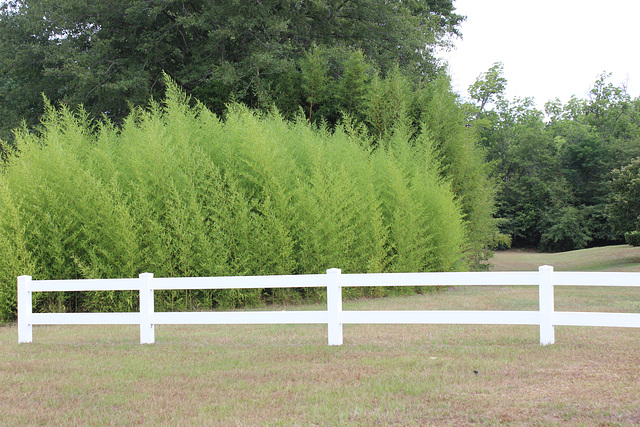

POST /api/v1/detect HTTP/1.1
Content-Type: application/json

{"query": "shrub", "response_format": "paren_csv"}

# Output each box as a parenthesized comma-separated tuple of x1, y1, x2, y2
(0, 81, 469, 321)
(625, 231, 640, 246)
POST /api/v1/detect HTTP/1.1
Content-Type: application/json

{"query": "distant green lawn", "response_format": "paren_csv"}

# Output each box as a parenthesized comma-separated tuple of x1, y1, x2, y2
(488, 244, 640, 272)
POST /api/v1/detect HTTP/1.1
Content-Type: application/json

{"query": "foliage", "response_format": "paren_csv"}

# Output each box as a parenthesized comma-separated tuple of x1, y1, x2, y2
(585, 72, 638, 145)
(0, 0, 500, 263)
(297, 60, 502, 262)
(0, 0, 463, 147)
(469, 66, 640, 252)
(0, 179, 35, 320)
(607, 156, 640, 235)
(625, 231, 640, 246)
(468, 62, 507, 115)
(0, 82, 470, 321)
(416, 75, 506, 260)
(539, 205, 592, 253)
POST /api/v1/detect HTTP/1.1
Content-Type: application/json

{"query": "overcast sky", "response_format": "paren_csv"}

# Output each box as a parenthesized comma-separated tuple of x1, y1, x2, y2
(442, 0, 640, 110)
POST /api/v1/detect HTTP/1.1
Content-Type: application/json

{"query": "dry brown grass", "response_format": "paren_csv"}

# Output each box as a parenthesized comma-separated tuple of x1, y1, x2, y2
(1, 285, 639, 425)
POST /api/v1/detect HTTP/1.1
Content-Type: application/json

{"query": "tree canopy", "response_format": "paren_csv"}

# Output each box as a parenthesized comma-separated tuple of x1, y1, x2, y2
(0, 0, 463, 142)
(608, 157, 640, 236)
(467, 66, 640, 252)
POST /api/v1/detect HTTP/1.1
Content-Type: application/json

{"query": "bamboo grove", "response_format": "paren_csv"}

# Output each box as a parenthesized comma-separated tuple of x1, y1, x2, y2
(0, 78, 499, 320)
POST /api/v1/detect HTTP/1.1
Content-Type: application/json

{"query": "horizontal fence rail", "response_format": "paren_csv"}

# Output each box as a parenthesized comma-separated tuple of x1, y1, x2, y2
(17, 266, 640, 345)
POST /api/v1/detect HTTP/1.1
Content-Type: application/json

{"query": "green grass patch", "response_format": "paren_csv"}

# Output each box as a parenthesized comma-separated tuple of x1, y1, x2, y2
(488, 244, 640, 272)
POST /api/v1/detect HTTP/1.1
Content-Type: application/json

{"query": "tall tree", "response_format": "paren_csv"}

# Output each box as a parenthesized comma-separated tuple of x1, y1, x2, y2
(585, 72, 634, 144)
(468, 62, 506, 116)
(0, 0, 463, 142)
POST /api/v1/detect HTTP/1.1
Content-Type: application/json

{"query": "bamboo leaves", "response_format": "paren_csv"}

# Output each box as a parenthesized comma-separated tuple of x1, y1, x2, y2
(0, 85, 468, 319)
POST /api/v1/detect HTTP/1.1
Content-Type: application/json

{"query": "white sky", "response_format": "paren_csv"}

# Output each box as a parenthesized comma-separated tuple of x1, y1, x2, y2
(442, 0, 640, 110)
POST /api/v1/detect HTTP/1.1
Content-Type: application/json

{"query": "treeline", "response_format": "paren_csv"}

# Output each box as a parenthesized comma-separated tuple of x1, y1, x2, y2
(468, 64, 640, 251)
(0, 1, 497, 254)
(0, 0, 509, 321)
(0, 81, 481, 320)
(0, 0, 462, 145)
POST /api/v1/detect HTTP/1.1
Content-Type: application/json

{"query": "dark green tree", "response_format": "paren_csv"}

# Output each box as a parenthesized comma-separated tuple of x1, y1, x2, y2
(0, 0, 463, 145)
(496, 127, 569, 248)
(607, 157, 640, 235)
(300, 46, 331, 124)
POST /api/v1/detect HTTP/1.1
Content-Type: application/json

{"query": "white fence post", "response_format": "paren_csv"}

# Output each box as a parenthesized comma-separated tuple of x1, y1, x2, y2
(327, 268, 343, 345)
(539, 265, 555, 345)
(139, 273, 155, 344)
(17, 275, 33, 343)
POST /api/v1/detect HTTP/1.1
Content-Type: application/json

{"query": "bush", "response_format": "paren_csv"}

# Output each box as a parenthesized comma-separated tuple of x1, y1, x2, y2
(625, 231, 640, 246)
(0, 82, 470, 321)
(539, 205, 592, 252)
(608, 157, 640, 235)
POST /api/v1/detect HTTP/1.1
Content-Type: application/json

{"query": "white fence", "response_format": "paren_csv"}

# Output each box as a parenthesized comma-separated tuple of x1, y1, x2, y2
(17, 266, 640, 346)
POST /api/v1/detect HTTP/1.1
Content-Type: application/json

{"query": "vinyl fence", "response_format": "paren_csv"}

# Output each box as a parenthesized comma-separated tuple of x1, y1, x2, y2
(17, 266, 640, 346)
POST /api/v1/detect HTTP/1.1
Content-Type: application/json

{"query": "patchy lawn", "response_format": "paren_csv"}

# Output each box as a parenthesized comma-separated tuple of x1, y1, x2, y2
(1, 285, 639, 425)
(488, 244, 640, 272)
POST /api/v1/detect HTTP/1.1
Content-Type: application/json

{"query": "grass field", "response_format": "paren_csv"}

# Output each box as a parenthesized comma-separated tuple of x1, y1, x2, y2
(1, 246, 639, 425)
(488, 244, 640, 272)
